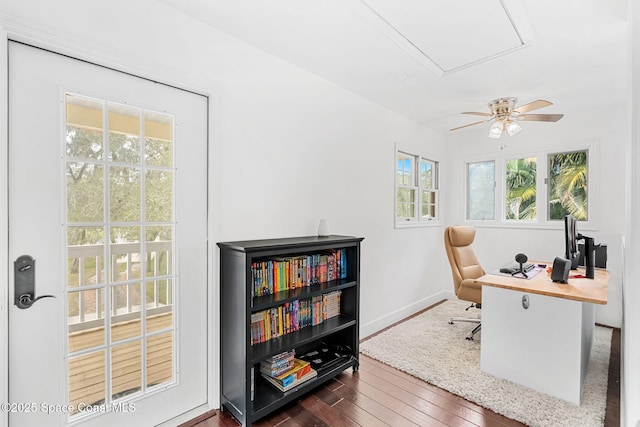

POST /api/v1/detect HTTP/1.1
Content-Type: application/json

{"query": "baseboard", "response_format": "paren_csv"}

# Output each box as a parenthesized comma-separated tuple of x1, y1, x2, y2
(360, 290, 454, 339)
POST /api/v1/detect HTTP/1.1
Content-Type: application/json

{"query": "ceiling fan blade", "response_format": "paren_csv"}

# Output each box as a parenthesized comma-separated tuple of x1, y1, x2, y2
(449, 120, 489, 131)
(514, 99, 553, 113)
(462, 112, 493, 117)
(519, 113, 564, 122)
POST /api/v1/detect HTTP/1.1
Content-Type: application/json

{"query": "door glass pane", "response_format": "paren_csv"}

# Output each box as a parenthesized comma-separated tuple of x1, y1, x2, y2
(467, 161, 495, 220)
(67, 226, 105, 287)
(109, 103, 140, 164)
(146, 279, 173, 334)
(65, 93, 177, 419)
(145, 111, 173, 167)
(145, 169, 173, 222)
(67, 162, 104, 223)
(66, 94, 104, 160)
(147, 332, 174, 388)
(69, 350, 106, 414)
(110, 226, 141, 282)
(111, 283, 142, 342)
(146, 226, 173, 278)
(68, 289, 105, 353)
(110, 166, 141, 222)
(112, 341, 142, 400)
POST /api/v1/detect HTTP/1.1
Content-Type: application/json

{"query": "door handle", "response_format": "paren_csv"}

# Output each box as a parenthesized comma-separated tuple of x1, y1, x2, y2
(14, 255, 55, 309)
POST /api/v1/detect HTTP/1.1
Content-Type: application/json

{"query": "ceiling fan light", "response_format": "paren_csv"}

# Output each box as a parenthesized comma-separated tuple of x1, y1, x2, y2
(506, 121, 522, 136)
(488, 121, 503, 139)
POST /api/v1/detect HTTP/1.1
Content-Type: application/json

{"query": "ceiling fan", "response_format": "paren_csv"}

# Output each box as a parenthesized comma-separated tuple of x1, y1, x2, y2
(450, 97, 564, 139)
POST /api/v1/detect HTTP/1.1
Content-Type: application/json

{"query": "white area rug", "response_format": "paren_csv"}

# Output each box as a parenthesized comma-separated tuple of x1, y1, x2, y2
(360, 300, 612, 427)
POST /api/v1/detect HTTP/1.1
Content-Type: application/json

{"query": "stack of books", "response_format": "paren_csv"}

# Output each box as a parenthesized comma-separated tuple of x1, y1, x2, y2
(261, 353, 317, 392)
(260, 350, 295, 377)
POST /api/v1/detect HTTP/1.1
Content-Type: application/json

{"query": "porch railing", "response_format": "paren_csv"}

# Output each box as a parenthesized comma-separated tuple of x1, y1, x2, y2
(67, 241, 173, 333)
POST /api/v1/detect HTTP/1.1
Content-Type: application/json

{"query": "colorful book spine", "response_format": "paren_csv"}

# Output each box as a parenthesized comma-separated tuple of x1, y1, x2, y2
(251, 292, 344, 346)
(249, 249, 349, 345)
(251, 248, 350, 293)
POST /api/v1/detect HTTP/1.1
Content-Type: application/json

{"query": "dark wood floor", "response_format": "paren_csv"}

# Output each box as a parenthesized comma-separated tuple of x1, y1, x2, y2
(184, 328, 620, 427)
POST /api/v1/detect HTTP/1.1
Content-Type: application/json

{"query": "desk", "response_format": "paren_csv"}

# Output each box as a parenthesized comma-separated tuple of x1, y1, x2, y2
(475, 265, 608, 404)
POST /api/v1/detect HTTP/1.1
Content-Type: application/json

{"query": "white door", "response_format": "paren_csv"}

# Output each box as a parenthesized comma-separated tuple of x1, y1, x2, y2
(8, 42, 208, 426)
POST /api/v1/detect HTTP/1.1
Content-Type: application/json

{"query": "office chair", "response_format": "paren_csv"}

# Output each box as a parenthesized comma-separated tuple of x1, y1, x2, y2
(444, 226, 485, 340)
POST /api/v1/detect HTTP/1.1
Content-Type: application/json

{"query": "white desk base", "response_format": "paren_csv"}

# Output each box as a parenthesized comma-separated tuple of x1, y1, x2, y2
(481, 285, 595, 404)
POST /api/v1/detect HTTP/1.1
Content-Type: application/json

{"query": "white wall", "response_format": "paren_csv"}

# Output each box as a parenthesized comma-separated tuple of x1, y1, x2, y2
(2, 0, 634, 423)
(213, 68, 450, 335)
(624, 2, 640, 426)
(0, 0, 451, 413)
(444, 105, 626, 328)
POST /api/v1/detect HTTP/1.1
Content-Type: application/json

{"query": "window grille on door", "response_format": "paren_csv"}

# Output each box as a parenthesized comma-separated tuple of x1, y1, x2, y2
(64, 93, 176, 417)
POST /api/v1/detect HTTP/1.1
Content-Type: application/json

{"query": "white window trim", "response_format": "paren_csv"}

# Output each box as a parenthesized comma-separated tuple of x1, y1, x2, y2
(395, 144, 441, 228)
(502, 151, 540, 223)
(464, 139, 599, 231)
(465, 159, 496, 221)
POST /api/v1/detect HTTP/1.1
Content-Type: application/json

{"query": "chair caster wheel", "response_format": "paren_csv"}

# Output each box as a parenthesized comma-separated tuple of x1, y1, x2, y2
(466, 336, 474, 341)
(448, 320, 454, 325)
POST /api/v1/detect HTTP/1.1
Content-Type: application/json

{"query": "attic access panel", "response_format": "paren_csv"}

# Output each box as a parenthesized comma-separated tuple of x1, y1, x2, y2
(361, 0, 527, 74)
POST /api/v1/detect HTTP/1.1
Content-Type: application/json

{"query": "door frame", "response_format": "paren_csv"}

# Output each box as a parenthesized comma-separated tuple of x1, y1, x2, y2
(0, 19, 219, 427)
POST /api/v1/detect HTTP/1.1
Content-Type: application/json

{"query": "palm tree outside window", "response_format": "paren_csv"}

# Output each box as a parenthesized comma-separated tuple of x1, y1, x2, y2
(506, 157, 537, 220)
(548, 150, 588, 220)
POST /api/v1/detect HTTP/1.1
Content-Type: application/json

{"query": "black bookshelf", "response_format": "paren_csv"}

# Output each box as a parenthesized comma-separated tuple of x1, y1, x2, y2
(218, 235, 363, 427)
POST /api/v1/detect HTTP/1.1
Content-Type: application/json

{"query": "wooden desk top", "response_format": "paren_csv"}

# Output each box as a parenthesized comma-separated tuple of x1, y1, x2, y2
(474, 263, 609, 305)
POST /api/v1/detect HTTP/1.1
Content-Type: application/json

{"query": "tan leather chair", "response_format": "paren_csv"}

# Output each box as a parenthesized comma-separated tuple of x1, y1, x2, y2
(444, 226, 485, 340)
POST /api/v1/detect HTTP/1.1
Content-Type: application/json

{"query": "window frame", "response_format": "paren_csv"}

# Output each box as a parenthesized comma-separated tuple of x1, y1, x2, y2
(465, 159, 496, 221)
(464, 141, 597, 229)
(503, 155, 538, 223)
(546, 148, 589, 222)
(395, 145, 440, 228)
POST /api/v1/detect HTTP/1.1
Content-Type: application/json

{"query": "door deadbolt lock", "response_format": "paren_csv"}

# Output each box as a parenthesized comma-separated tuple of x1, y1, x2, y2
(14, 255, 55, 309)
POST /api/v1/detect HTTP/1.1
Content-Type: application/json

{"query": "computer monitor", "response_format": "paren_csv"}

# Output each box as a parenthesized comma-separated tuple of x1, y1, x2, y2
(564, 214, 581, 269)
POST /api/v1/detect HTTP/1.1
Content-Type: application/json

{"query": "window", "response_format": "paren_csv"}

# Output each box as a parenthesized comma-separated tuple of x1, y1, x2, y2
(465, 148, 590, 224)
(466, 161, 495, 220)
(65, 93, 176, 415)
(548, 150, 588, 220)
(505, 157, 537, 221)
(396, 150, 439, 225)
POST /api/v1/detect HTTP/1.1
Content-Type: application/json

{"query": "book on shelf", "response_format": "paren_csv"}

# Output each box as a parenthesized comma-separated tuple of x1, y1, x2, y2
(260, 350, 295, 377)
(250, 291, 343, 345)
(322, 290, 341, 320)
(261, 358, 317, 392)
(264, 349, 295, 364)
(250, 248, 348, 297)
(262, 367, 317, 393)
(312, 294, 323, 326)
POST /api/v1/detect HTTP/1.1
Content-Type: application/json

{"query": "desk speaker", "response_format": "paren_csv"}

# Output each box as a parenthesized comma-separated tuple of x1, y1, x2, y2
(551, 257, 571, 284)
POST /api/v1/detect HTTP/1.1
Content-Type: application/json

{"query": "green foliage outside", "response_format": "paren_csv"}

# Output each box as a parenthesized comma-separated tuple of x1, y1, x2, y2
(396, 156, 436, 220)
(506, 157, 537, 220)
(505, 151, 587, 221)
(66, 113, 174, 315)
(549, 151, 588, 220)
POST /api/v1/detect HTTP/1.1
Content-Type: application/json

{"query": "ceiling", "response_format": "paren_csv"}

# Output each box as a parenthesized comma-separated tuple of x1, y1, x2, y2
(159, 0, 629, 136)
